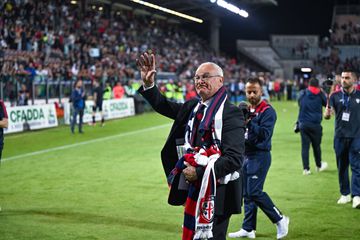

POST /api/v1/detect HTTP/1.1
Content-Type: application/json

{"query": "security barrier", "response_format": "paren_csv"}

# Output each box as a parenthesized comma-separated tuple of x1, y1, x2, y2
(63, 98, 135, 124)
(4, 104, 58, 134)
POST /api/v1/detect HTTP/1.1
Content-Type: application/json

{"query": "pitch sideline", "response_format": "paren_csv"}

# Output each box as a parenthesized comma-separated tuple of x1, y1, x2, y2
(2, 124, 171, 162)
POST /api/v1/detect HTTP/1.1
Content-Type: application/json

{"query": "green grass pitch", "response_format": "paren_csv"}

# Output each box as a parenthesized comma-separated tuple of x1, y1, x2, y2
(0, 101, 359, 239)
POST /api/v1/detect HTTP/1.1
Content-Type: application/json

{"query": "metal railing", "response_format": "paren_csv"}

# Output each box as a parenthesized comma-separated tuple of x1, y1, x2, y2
(0, 75, 93, 106)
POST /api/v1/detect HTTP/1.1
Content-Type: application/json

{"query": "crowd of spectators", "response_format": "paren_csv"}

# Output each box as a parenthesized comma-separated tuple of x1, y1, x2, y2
(317, 15, 360, 75)
(0, 0, 261, 105)
(7, 1, 358, 106)
(313, 14, 360, 74)
(313, 15, 360, 76)
(291, 41, 310, 59)
(331, 20, 360, 45)
(314, 53, 360, 76)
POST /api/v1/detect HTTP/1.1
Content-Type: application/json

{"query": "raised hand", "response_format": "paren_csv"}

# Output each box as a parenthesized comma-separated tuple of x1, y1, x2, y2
(136, 52, 156, 88)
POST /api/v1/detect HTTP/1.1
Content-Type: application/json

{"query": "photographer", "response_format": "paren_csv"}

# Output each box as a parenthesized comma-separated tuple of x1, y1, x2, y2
(229, 78, 289, 239)
(297, 78, 328, 175)
(324, 69, 360, 208)
(89, 80, 105, 127)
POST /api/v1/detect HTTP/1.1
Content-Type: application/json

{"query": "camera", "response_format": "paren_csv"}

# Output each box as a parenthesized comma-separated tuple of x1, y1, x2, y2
(239, 102, 256, 121)
(321, 75, 334, 95)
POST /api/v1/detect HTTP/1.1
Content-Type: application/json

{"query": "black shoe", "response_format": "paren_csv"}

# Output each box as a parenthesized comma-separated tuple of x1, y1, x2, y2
(79, 131, 84, 134)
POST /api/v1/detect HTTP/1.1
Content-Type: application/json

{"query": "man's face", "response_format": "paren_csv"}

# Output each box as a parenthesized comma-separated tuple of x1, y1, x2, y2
(246, 82, 262, 106)
(341, 72, 355, 90)
(194, 64, 223, 101)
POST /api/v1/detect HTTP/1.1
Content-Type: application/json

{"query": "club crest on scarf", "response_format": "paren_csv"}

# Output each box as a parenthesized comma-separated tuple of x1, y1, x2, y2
(199, 195, 215, 223)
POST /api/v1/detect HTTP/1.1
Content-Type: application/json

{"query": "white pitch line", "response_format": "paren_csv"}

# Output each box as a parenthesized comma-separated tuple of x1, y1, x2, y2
(2, 124, 171, 162)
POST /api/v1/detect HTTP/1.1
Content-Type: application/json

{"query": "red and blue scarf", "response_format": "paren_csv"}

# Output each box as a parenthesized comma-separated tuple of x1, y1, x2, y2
(168, 86, 238, 239)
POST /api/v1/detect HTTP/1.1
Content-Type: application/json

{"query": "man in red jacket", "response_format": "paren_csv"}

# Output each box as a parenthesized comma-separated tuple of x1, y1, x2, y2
(297, 78, 328, 175)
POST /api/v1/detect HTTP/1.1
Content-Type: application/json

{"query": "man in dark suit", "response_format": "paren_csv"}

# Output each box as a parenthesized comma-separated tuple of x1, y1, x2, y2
(137, 52, 245, 240)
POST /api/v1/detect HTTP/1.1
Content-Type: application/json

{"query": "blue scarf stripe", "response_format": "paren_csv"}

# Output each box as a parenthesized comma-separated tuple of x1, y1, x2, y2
(188, 185, 199, 201)
(184, 212, 196, 230)
(200, 86, 227, 132)
(210, 171, 215, 193)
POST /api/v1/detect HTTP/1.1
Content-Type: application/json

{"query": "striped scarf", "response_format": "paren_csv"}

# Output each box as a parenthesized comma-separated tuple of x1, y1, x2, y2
(168, 86, 238, 239)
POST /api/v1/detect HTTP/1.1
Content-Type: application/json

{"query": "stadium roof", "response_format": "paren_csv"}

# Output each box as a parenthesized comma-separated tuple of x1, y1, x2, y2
(103, 0, 278, 22)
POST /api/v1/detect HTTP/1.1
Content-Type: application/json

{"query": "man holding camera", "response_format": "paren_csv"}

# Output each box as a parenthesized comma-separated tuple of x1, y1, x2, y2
(297, 78, 328, 175)
(90, 80, 105, 127)
(229, 78, 289, 239)
(324, 69, 360, 208)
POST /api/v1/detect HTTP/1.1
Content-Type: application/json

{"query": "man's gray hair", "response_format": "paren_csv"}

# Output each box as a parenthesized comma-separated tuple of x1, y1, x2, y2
(198, 62, 224, 77)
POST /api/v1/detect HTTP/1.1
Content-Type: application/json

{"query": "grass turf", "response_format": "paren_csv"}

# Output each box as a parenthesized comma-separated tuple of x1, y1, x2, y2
(0, 101, 359, 239)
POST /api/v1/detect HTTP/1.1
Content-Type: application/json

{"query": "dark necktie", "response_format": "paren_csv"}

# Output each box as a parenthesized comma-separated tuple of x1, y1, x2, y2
(191, 104, 206, 146)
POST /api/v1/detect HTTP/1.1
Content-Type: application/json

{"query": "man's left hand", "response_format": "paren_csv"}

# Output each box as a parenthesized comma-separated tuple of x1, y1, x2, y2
(183, 165, 198, 182)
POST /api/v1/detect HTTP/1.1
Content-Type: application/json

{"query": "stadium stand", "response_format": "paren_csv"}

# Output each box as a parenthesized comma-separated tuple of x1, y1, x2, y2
(0, 0, 264, 106)
(0, 0, 358, 109)
(314, 3, 360, 76)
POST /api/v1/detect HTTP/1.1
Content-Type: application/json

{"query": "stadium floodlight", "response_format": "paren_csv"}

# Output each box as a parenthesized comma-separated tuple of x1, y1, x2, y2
(70, 0, 77, 4)
(301, 67, 312, 73)
(210, 0, 249, 18)
(130, 0, 204, 23)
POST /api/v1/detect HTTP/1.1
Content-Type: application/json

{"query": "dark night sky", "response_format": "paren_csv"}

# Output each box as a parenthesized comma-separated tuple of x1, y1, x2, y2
(184, 0, 355, 56)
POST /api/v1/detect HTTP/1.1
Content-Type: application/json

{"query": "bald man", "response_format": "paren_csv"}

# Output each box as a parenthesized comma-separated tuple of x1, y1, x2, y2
(137, 52, 245, 240)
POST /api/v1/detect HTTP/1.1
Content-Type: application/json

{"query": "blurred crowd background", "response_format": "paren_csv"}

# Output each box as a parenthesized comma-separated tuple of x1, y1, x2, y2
(1, 0, 360, 109)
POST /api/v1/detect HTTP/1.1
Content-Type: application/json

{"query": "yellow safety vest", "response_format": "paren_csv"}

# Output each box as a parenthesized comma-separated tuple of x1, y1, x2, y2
(103, 86, 112, 100)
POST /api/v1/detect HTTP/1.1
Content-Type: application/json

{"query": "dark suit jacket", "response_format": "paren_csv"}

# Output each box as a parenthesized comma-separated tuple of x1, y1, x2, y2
(139, 85, 245, 215)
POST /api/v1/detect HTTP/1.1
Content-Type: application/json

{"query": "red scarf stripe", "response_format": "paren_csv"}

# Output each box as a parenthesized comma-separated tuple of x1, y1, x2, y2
(183, 185, 199, 239)
(185, 198, 197, 216)
(182, 227, 194, 240)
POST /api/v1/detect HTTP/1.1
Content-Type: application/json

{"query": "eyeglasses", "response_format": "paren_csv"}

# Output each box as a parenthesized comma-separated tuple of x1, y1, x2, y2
(193, 73, 222, 82)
